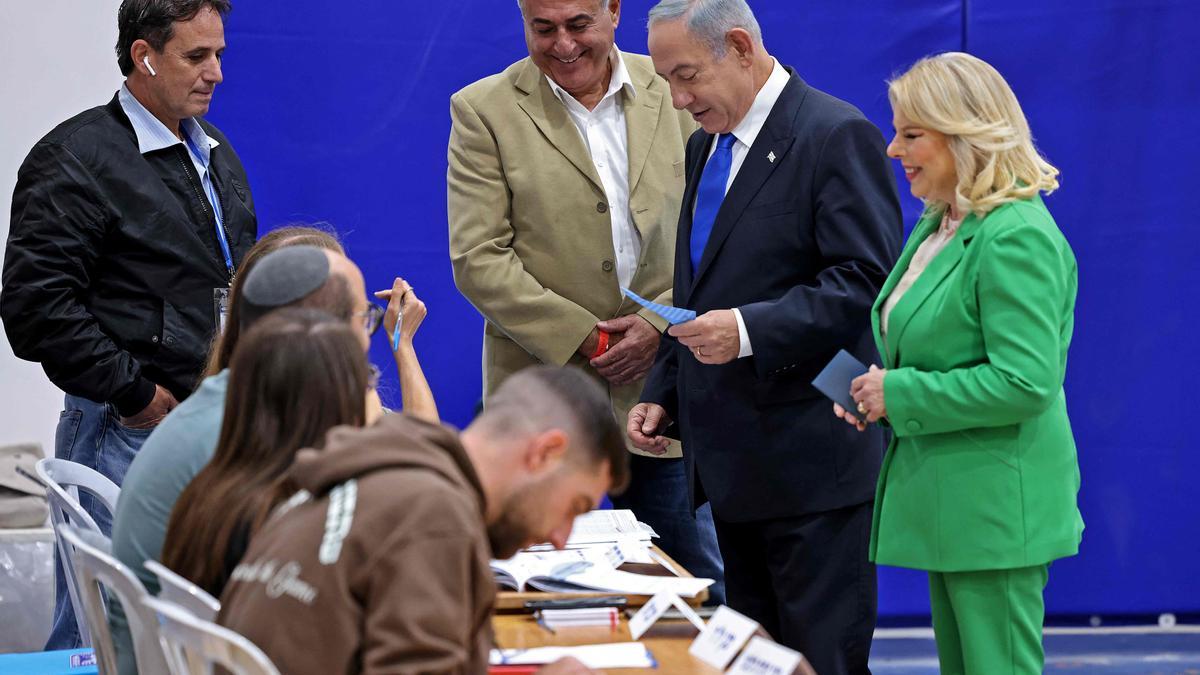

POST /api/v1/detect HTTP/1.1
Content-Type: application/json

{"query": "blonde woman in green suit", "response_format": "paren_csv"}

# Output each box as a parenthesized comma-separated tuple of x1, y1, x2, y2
(833, 52, 1084, 674)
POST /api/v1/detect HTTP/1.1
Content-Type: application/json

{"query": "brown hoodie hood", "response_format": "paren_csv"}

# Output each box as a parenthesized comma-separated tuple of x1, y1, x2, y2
(291, 414, 487, 513)
(218, 414, 497, 675)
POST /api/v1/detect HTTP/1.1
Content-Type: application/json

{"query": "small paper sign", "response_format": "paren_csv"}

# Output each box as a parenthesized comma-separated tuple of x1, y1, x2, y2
(688, 605, 759, 670)
(670, 596, 708, 632)
(727, 636, 806, 675)
(628, 592, 672, 640)
(629, 591, 708, 640)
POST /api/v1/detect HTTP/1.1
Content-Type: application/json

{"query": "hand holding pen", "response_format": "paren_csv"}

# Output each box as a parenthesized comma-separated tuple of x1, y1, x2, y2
(374, 277, 425, 352)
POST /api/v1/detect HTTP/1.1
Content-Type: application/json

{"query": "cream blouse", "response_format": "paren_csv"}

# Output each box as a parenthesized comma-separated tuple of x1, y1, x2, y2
(880, 211, 963, 338)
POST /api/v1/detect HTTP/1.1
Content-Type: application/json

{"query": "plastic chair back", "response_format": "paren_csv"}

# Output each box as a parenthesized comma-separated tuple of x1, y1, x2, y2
(145, 559, 221, 621)
(35, 457, 121, 646)
(58, 524, 168, 675)
(143, 596, 281, 675)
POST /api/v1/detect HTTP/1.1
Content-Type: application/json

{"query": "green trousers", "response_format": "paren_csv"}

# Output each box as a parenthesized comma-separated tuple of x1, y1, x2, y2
(928, 564, 1049, 675)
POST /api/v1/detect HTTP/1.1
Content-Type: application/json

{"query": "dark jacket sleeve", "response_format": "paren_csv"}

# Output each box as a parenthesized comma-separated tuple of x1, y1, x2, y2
(1, 142, 156, 414)
(739, 117, 902, 377)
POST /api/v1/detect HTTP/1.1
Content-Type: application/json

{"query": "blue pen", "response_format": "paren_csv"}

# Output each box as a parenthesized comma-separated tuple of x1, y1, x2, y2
(391, 313, 402, 352)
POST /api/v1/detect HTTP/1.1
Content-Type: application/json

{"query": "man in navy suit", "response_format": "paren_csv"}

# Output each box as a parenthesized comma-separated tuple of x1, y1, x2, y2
(629, 1, 902, 672)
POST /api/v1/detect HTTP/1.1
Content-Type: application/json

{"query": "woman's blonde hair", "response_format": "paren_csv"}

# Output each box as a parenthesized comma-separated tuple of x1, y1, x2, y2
(888, 52, 1059, 217)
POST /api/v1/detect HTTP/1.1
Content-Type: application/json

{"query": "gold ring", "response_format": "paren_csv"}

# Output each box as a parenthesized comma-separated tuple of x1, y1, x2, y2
(857, 401, 868, 415)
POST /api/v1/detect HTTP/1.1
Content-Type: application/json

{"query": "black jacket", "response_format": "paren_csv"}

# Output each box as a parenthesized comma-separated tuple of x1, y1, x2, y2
(2, 94, 256, 415)
(641, 71, 902, 520)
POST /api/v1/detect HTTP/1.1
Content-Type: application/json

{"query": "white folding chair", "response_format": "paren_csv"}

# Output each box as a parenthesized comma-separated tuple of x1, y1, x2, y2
(58, 524, 169, 675)
(143, 596, 281, 675)
(35, 457, 121, 646)
(145, 559, 221, 621)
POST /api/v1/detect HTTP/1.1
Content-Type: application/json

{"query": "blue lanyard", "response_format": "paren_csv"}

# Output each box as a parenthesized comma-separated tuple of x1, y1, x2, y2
(183, 132, 234, 277)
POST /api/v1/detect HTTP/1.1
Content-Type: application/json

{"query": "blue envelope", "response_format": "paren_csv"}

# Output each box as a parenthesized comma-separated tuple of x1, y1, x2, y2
(812, 350, 870, 422)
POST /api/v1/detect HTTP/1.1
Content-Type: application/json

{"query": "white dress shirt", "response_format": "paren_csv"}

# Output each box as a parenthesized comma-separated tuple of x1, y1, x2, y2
(698, 59, 790, 357)
(547, 48, 641, 289)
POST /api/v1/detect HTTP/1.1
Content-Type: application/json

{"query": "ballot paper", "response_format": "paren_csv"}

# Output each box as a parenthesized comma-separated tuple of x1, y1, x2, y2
(620, 287, 697, 325)
(490, 642, 656, 669)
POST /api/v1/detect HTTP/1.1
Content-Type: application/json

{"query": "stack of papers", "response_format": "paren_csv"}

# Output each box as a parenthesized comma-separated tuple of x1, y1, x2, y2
(522, 509, 658, 563)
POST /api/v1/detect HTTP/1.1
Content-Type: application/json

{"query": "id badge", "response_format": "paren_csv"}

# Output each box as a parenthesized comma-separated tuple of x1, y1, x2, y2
(213, 287, 232, 334)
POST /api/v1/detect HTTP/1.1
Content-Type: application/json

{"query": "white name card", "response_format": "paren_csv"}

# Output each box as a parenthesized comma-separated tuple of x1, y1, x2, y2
(688, 605, 759, 669)
(628, 591, 707, 640)
(727, 636, 806, 675)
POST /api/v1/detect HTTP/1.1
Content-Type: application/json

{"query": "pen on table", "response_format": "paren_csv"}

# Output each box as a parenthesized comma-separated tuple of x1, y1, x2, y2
(373, 288, 404, 351)
(534, 611, 557, 635)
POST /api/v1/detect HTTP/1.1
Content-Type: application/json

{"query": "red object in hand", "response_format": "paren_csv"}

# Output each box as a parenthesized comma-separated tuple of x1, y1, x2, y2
(590, 330, 610, 359)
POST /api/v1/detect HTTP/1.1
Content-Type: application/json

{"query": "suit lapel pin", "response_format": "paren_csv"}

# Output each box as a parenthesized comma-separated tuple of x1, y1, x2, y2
(767, 151, 776, 163)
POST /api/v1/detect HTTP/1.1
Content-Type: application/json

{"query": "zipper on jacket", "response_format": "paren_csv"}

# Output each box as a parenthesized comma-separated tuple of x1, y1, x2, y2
(175, 148, 235, 282)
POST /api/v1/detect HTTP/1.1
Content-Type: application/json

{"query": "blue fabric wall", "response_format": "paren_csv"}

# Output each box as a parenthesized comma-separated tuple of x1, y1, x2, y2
(209, 0, 1200, 619)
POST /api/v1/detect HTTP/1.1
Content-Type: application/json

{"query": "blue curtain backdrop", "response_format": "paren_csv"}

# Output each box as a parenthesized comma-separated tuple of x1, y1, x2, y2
(208, 0, 1200, 620)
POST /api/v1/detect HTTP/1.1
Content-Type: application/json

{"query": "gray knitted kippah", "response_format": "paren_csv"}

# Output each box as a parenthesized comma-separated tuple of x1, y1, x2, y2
(241, 245, 331, 308)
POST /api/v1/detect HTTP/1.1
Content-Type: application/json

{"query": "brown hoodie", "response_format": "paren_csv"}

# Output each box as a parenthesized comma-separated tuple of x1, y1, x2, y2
(218, 414, 495, 675)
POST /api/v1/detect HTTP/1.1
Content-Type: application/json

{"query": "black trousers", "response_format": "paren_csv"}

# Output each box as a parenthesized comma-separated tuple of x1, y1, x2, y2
(712, 500, 877, 675)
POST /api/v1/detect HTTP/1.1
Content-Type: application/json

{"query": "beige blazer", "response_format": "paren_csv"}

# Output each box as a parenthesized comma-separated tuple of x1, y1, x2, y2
(448, 53, 694, 457)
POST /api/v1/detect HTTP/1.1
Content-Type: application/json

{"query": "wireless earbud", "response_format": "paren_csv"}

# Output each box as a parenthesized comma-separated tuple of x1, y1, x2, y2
(143, 56, 157, 77)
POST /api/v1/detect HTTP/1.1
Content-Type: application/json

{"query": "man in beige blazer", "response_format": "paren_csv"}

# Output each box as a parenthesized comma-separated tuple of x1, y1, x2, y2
(448, 0, 723, 600)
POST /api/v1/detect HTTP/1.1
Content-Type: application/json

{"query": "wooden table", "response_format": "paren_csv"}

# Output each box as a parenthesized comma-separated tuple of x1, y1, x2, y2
(492, 613, 721, 673)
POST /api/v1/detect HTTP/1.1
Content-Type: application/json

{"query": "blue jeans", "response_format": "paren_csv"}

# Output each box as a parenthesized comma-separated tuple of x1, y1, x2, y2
(611, 454, 726, 606)
(45, 395, 152, 650)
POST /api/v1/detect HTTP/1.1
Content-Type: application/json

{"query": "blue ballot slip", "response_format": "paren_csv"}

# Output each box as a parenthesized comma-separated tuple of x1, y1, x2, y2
(812, 350, 870, 422)
(620, 287, 696, 325)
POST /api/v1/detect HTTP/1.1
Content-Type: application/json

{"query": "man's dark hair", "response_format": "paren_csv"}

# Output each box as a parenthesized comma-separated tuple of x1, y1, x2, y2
(116, 0, 233, 75)
(483, 366, 631, 494)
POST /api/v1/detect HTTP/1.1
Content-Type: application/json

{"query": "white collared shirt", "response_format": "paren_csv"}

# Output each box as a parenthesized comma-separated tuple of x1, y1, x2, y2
(118, 83, 225, 231)
(547, 48, 641, 289)
(698, 59, 790, 358)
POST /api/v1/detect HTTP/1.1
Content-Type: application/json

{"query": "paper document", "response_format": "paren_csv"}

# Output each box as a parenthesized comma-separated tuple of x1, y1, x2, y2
(491, 642, 656, 669)
(563, 509, 657, 545)
(491, 545, 623, 592)
(621, 287, 696, 325)
(522, 537, 655, 564)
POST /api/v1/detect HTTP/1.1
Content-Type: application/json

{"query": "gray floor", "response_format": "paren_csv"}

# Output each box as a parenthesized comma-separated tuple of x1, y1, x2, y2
(871, 627, 1200, 674)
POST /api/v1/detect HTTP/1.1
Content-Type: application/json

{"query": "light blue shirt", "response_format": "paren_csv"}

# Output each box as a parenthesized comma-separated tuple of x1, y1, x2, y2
(117, 84, 228, 263)
(109, 370, 229, 675)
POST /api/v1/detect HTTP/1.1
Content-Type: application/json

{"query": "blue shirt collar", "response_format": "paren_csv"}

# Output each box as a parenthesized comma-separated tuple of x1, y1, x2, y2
(118, 83, 220, 163)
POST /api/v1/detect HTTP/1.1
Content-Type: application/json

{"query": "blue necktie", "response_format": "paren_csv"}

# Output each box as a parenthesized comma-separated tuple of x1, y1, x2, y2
(690, 133, 737, 274)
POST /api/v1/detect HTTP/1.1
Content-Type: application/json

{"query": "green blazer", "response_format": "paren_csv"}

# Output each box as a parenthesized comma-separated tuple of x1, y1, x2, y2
(868, 196, 1084, 572)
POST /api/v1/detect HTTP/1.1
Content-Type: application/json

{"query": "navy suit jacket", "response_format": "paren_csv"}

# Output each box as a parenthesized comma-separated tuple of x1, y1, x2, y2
(641, 69, 903, 521)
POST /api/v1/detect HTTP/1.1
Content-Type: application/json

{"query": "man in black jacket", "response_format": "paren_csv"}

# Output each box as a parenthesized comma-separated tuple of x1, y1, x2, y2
(0, 0, 255, 649)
